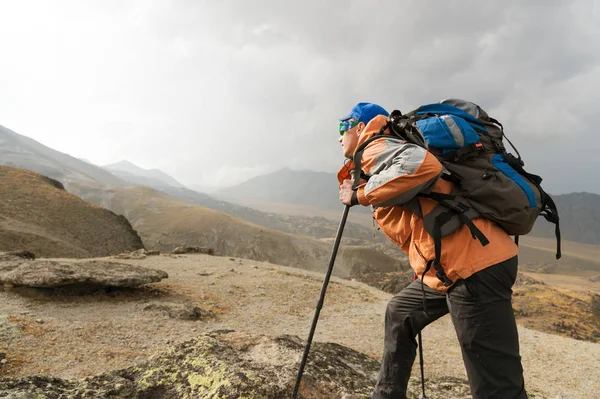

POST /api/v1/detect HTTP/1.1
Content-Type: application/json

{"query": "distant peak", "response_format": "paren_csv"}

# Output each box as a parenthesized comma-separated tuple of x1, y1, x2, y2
(114, 160, 139, 168)
(103, 160, 146, 171)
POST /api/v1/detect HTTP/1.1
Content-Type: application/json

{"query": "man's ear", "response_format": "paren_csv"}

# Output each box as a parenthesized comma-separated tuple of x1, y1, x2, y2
(357, 121, 366, 133)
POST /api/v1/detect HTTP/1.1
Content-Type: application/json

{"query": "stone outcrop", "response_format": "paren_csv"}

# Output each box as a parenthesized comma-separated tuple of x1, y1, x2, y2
(0, 250, 36, 261)
(0, 330, 493, 398)
(113, 249, 161, 259)
(0, 255, 168, 289)
(172, 246, 215, 255)
(142, 301, 208, 320)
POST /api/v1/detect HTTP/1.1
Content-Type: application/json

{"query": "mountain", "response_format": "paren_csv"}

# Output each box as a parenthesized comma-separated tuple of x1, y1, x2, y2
(72, 183, 406, 278)
(216, 167, 600, 247)
(0, 124, 126, 189)
(531, 192, 600, 245)
(102, 160, 185, 189)
(188, 183, 221, 194)
(0, 166, 144, 258)
(0, 127, 390, 255)
(214, 167, 344, 210)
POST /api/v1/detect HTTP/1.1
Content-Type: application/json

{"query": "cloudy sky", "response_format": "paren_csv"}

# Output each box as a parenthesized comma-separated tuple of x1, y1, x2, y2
(0, 0, 598, 194)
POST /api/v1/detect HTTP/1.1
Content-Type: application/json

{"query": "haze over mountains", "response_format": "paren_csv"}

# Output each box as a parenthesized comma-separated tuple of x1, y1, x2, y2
(216, 165, 600, 247)
(2, 122, 600, 249)
(0, 125, 126, 189)
(214, 167, 342, 210)
(102, 160, 185, 190)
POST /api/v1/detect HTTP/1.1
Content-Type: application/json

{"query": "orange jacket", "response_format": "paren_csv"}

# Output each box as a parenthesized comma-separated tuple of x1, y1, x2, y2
(337, 115, 518, 291)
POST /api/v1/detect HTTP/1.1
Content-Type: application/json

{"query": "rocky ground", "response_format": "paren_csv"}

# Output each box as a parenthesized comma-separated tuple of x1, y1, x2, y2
(0, 253, 599, 398)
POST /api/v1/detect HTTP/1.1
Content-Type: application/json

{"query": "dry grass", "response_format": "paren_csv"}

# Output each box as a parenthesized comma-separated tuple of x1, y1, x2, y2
(513, 283, 600, 342)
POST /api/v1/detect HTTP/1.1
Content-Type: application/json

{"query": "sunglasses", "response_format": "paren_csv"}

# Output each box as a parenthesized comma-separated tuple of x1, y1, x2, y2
(339, 120, 359, 136)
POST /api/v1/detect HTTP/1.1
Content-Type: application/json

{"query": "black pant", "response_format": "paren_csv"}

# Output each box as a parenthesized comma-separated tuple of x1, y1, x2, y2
(372, 256, 526, 399)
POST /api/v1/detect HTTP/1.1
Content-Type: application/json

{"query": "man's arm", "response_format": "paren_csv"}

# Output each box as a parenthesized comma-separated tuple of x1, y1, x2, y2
(354, 138, 442, 207)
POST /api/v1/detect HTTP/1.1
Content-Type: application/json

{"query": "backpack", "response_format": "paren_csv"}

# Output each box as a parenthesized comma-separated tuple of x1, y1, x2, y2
(351, 98, 561, 287)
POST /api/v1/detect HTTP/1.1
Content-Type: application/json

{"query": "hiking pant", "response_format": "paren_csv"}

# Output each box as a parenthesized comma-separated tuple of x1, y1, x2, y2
(372, 256, 526, 399)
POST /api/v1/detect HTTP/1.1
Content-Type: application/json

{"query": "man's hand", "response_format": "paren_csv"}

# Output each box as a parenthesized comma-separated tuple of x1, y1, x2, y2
(339, 178, 366, 206)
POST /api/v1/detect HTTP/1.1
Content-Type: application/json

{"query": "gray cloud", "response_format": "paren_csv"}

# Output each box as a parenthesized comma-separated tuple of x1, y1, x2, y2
(0, 0, 598, 194)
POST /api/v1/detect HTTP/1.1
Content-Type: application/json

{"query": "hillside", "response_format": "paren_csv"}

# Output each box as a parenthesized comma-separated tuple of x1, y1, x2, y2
(0, 128, 392, 255)
(214, 167, 370, 213)
(71, 183, 406, 279)
(214, 169, 600, 247)
(0, 166, 144, 258)
(531, 192, 600, 245)
(0, 125, 126, 189)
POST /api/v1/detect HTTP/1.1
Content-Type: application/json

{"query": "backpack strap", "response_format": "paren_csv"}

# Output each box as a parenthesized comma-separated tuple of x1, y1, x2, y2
(538, 189, 561, 259)
(512, 169, 561, 260)
(350, 124, 391, 191)
(437, 142, 484, 163)
(417, 191, 490, 288)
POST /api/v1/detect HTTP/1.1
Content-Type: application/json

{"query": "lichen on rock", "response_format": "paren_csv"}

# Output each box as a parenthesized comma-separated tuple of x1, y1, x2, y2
(0, 330, 523, 398)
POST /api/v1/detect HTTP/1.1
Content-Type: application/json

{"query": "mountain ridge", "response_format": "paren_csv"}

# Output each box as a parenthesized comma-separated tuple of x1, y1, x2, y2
(103, 160, 185, 189)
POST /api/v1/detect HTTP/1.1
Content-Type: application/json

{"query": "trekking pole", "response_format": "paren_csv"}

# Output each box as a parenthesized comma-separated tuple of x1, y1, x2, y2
(291, 205, 351, 399)
(414, 272, 428, 399)
(418, 331, 428, 399)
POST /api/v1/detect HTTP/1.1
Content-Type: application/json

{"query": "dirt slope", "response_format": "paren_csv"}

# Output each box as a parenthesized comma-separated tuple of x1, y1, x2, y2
(0, 166, 144, 258)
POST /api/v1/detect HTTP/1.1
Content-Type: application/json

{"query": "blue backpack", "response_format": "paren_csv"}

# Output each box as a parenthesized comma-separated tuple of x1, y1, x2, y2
(352, 98, 560, 287)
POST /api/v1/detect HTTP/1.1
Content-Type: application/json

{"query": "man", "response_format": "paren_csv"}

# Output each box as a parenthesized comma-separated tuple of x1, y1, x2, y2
(337, 102, 525, 399)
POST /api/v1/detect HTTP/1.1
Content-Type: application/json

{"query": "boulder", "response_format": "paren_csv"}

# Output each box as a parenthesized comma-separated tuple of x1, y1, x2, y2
(0, 330, 478, 398)
(142, 301, 209, 320)
(114, 249, 148, 260)
(172, 246, 215, 255)
(514, 272, 545, 287)
(0, 257, 168, 289)
(0, 251, 36, 261)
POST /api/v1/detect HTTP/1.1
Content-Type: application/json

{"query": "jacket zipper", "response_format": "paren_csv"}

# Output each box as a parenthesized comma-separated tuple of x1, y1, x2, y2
(413, 242, 427, 262)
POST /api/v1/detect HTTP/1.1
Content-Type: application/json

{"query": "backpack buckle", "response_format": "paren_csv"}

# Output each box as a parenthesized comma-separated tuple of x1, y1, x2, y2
(492, 139, 506, 153)
(453, 203, 469, 214)
(435, 270, 454, 287)
(431, 261, 454, 287)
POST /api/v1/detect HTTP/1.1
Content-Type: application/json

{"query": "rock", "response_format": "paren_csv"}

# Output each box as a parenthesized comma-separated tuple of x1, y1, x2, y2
(353, 269, 415, 295)
(0, 251, 36, 260)
(0, 359, 6, 366)
(172, 246, 215, 255)
(0, 258, 168, 289)
(514, 272, 545, 287)
(0, 330, 488, 398)
(114, 249, 147, 260)
(0, 315, 23, 340)
(146, 250, 160, 256)
(142, 302, 208, 320)
(35, 319, 44, 324)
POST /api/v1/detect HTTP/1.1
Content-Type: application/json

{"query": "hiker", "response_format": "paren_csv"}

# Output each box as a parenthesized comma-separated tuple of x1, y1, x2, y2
(337, 102, 526, 399)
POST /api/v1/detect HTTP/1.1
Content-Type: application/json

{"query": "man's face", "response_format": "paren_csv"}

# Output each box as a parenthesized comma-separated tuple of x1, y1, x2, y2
(339, 120, 364, 159)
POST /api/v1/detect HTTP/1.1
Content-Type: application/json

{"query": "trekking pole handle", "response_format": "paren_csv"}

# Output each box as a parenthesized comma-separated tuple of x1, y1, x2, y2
(291, 205, 351, 399)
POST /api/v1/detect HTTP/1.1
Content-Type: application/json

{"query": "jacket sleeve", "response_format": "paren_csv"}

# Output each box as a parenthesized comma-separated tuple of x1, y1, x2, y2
(355, 137, 443, 207)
